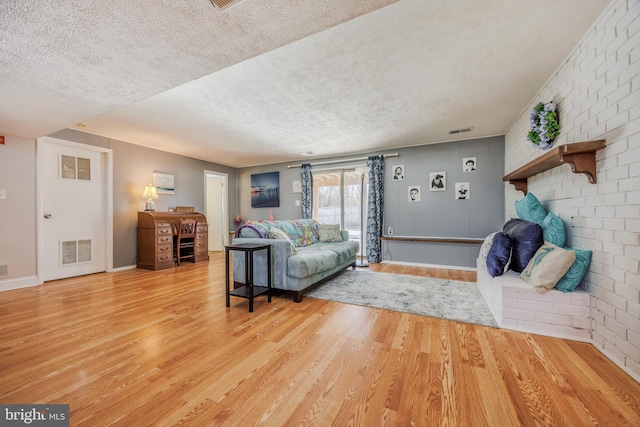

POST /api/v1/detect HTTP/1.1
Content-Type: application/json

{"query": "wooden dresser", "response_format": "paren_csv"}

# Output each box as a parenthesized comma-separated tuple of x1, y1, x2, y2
(137, 211, 209, 270)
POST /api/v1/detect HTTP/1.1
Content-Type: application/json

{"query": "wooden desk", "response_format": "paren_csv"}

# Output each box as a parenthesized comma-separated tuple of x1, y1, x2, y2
(137, 211, 209, 270)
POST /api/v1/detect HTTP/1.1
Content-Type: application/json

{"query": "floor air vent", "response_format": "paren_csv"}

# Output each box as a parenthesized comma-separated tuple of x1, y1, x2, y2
(210, 0, 243, 10)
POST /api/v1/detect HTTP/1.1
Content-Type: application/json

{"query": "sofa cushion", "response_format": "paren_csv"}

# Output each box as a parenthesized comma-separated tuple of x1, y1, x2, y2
(503, 218, 544, 273)
(317, 224, 343, 242)
(515, 192, 546, 225)
(287, 250, 338, 279)
(542, 212, 566, 247)
(555, 248, 592, 292)
(486, 232, 512, 277)
(520, 242, 576, 293)
(269, 228, 298, 254)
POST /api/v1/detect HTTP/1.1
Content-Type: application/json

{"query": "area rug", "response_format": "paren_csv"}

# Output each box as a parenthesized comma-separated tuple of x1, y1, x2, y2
(307, 270, 497, 327)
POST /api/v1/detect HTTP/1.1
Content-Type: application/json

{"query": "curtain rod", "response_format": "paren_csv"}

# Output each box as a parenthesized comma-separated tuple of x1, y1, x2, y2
(287, 152, 398, 169)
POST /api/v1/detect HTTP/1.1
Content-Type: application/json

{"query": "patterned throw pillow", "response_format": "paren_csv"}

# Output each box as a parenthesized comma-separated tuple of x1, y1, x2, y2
(555, 248, 592, 292)
(317, 224, 343, 242)
(269, 228, 298, 254)
(515, 192, 546, 225)
(520, 242, 576, 293)
(542, 212, 566, 247)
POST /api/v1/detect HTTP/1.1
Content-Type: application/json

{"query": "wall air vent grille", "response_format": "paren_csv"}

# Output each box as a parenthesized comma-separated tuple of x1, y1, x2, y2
(210, 0, 242, 10)
(449, 127, 473, 135)
(0, 264, 8, 277)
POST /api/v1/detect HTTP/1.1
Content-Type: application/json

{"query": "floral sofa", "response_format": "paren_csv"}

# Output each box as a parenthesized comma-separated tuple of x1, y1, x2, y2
(231, 219, 360, 302)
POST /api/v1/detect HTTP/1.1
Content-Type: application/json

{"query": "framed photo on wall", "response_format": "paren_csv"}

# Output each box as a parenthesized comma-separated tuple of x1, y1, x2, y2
(429, 171, 446, 191)
(392, 165, 405, 180)
(455, 182, 470, 199)
(292, 179, 302, 193)
(408, 186, 421, 202)
(153, 172, 175, 195)
(463, 157, 477, 172)
(251, 171, 280, 208)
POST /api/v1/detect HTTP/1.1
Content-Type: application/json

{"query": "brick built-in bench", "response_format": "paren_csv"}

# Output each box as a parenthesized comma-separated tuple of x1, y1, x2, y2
(476, 259, 591, 342)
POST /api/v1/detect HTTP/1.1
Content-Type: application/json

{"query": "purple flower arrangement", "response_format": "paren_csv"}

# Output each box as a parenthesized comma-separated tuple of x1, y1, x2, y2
(527, 102, 560, 150)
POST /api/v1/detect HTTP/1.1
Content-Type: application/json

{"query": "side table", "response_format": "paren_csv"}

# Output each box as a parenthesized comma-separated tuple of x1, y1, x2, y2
(225, 243, 272, 312)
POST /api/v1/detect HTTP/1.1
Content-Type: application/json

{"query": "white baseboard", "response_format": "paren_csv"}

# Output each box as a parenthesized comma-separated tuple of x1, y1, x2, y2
(0, 276, 39, 292)
(381, 260, 477, 272)
(112, 265, 136, 272)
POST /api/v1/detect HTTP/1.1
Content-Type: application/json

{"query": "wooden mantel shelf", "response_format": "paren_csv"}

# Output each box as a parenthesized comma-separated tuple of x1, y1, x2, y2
(503, 140, 606, 194)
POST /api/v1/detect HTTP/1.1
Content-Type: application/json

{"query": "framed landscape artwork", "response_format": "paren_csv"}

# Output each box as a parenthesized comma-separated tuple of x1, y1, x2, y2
(251, 171, 280, 208)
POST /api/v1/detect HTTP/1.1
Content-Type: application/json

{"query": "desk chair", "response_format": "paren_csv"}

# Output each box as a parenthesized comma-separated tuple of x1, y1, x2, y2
(175, 218, 197, 266)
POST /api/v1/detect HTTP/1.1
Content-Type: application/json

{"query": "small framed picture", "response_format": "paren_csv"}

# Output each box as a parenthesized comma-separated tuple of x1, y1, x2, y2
(455, 182, 470, 200)
(292, 179, 302, 193)
(429, 171, 446, 191)
(408, 186, 421, 202)
(392, 165, 405, 181)
(463, 157, 477, 172)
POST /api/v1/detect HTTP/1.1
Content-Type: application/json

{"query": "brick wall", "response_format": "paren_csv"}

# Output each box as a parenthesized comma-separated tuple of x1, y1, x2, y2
(504, 0, 640, 382)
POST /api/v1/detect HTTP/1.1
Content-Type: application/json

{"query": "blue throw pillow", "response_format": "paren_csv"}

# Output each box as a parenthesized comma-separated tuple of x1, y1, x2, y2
(503, 218, 544, 273)
(486, 232, 512, 277)
(555, 248, 592, 292)
(515, 192, 546, 225)
(542, 212, 566, 247)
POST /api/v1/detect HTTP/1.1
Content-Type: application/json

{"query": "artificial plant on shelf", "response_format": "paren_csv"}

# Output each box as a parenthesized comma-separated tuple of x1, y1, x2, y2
(527, 101, 560, 150)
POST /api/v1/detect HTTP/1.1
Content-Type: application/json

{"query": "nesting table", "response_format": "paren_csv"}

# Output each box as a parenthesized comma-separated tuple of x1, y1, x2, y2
(225, 243, 272, 312)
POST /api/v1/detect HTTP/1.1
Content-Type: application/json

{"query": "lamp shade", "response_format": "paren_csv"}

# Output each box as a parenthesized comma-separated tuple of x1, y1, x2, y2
(142, 185, 158, 199)
(355, 166, 368, 176)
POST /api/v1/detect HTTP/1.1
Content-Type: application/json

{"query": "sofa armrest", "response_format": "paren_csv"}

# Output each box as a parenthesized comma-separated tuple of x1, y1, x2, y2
(230, 237, 292, 287)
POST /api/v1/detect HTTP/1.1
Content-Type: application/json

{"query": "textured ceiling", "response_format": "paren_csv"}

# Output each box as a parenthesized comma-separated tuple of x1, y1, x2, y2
(1, 0, 610, 167)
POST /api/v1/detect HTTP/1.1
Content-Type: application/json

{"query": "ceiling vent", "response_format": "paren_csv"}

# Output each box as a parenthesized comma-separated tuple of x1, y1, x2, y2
(448, 127, 473, 135)
(209, 0, 243, 10)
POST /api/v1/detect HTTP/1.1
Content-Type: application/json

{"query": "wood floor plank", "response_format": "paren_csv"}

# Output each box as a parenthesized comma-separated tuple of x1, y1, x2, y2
(0, 255, 638, 426)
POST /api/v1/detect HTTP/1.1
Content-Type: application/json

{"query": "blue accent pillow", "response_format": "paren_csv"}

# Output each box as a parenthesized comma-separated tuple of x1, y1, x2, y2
(515, 192, 546, 225)
(542, 212, 566, 247)
(503, 218, 544, 273)
(486, 232, 512, 277)
(555, 248, 592, 292)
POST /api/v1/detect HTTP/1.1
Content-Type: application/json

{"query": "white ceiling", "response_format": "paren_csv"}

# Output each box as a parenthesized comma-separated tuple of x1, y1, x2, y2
(1, 0, 610, 168)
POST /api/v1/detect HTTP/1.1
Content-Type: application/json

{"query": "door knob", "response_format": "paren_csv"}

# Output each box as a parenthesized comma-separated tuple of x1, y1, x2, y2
(44, 214, 52, 219)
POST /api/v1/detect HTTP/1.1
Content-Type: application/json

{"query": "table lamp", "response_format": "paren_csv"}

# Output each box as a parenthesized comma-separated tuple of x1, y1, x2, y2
(142, 185, 158, 211)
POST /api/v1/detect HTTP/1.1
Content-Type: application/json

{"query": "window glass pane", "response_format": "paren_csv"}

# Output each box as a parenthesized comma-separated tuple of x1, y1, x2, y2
(61, 155, 76, 179)
(77, 157, 91, 181)
(313, 171, 342, 226)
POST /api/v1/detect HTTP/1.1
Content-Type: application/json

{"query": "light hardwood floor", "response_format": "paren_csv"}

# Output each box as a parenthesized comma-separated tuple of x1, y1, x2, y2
(1, 253, 638, 426)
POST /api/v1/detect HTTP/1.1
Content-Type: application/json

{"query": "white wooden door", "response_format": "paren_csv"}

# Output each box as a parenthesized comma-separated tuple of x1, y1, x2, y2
(39, 140, 106, 281)
(206, 172, 227, 251)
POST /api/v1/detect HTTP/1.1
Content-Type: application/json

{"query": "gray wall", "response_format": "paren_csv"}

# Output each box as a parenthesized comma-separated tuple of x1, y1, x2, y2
(0, 136, 37, 283)
(238, 136, 505, 268)
(382, 136, 505, 267)
(50, 129, 237, 268)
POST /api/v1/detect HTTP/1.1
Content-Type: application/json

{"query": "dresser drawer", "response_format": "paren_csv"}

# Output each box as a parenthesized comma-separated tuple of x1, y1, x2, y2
(157, 244, 172, 254)
(157, 235, 172, 244)
(196, 240, 208, 249)
(156, 227, 173, 236)
(196, 225, 207, 232)
(157, 252, 172, 263)
(196, 232, 207, 240)
(195, 248, 208, 256)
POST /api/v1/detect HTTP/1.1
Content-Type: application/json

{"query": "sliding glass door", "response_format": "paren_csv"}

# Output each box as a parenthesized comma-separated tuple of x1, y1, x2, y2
(313, 170, 368, 255)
